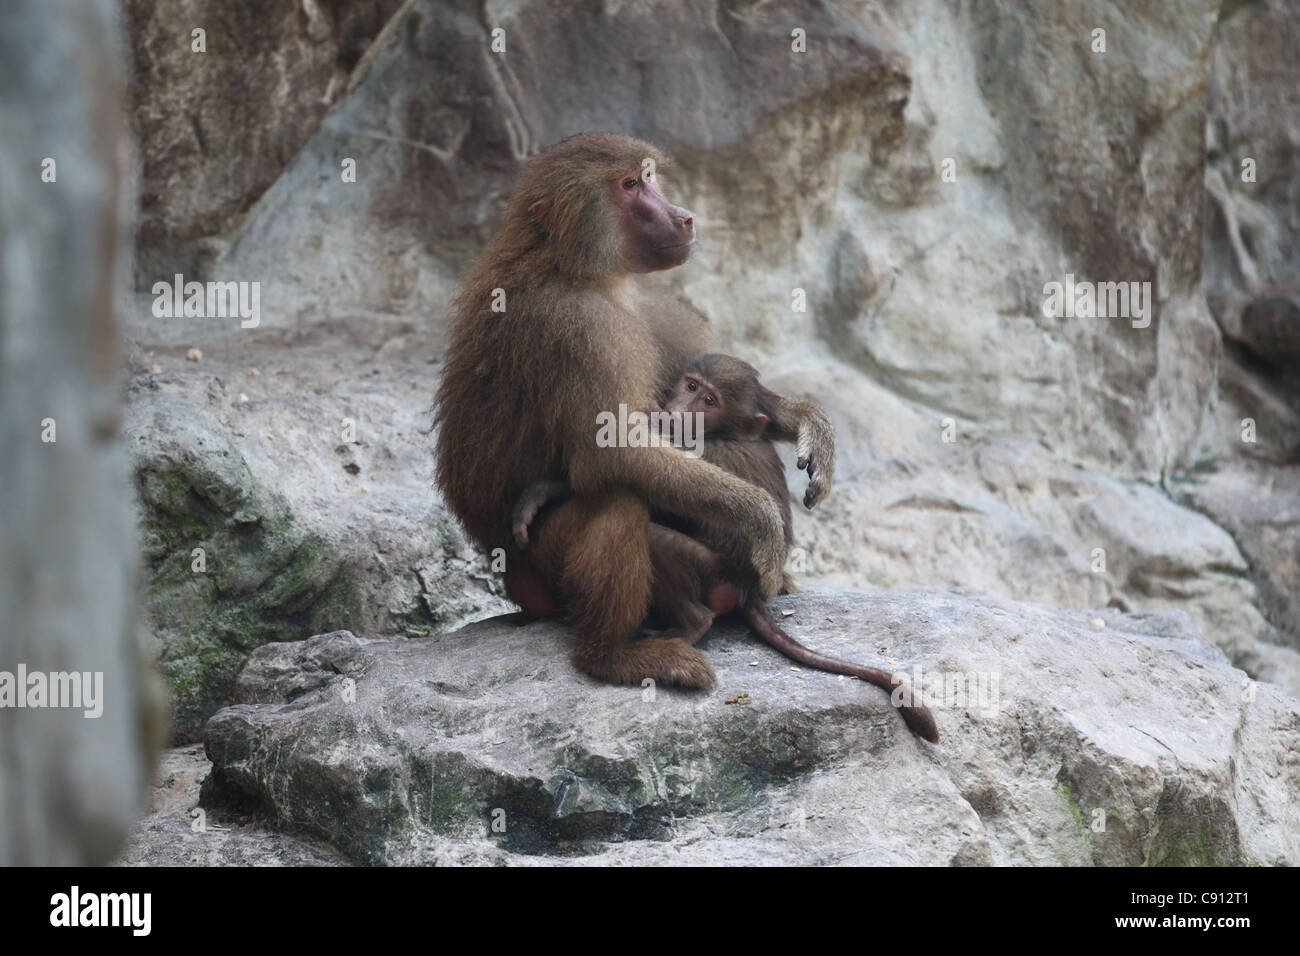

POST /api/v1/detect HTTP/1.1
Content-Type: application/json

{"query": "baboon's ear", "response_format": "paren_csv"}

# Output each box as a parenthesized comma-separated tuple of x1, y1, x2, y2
(529, 199, 552, 233)
(747, 412, 770, 437)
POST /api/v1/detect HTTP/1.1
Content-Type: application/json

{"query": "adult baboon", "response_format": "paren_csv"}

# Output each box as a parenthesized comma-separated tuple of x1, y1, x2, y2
(435, 133, 833, 689)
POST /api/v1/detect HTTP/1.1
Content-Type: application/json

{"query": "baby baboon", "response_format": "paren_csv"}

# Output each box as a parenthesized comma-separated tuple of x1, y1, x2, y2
(514, 354, 938, 743)
(435, 133, 835, 690)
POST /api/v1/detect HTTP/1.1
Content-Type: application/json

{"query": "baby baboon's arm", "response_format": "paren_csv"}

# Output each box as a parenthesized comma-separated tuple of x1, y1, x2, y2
(759, 386, 835, 509)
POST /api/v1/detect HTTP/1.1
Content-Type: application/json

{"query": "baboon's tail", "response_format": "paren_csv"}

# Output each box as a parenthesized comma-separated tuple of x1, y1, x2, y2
(740, 595, 939, 743)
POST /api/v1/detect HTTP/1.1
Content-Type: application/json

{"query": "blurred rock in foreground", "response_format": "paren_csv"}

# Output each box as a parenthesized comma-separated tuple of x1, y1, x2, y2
(0, 0, 159, 865)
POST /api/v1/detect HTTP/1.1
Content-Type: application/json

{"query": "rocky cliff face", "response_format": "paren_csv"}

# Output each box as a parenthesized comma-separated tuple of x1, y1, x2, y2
(119, 0, 1300, 748)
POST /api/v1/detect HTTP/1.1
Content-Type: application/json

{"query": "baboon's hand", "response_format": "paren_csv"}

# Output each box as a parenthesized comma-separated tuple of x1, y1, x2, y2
(511, 479, 573, 549)
(749, 495, 788, 599)
(512, 494, 544, 550)
(796, 409, 835, 510)
(512, 517, 531, 550)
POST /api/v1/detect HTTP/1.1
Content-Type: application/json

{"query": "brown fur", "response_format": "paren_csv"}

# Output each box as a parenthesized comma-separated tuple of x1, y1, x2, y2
(515, 353, 938, 742)
(661, 354, 937, 741)
(435, 133, 833, 690)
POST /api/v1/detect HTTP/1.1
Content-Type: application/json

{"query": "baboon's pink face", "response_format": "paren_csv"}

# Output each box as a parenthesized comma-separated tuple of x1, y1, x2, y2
(662, 372, 724, 433)
(611, 169, 695, 273)
(661, 369, 769, 440)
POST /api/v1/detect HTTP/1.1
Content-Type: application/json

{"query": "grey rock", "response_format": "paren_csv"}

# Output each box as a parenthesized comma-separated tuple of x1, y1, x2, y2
(787, 388, 1300, 697)
(1205, 0, 1300, 310)
(114, 746, 348, 867)
(125, 339, 513, 742)
(1199, 0, 1300, 638)
(1237, 292, 1300, 367)
(120, 0, 1300, 755)
(199, 591, 1300, 866)
(1170, 458, 1300, 655)
(125, 0, 404, 279)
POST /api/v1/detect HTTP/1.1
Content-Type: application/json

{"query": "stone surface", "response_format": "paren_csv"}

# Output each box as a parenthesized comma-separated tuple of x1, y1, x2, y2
(125, 334, 512, 742)
(1196, 0, 1300, 672)
(119, 0, 1300, 757)
(196, 591, 1300, 866)
(787, 383, 1294, 687)
(125, 0, 404, 279)
(1204, 0, 1300, 316)
(114, 746, 347, 866)
(1170, 458, 1300, 654)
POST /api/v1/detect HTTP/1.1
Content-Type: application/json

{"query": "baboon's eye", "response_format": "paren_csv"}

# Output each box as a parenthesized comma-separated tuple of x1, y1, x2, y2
(686, 380, 697, 392)
(704, 395, 715, 406)
(622, 178, 639, 190)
